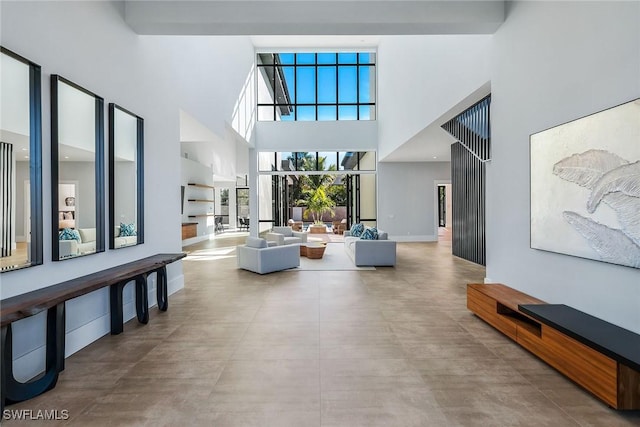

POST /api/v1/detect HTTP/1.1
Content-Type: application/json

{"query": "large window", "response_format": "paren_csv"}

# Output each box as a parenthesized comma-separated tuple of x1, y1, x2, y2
(257, 52, 376, 121)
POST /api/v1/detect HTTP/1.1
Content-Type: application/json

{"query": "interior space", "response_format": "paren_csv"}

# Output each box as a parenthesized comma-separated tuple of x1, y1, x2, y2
(1, 1, 639, 425)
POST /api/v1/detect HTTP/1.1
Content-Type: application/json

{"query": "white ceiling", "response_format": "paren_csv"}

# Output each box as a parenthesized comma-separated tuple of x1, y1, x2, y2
(124, 1, 502, 163)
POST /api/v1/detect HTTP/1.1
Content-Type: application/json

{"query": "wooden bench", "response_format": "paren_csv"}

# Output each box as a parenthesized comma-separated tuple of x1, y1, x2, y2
(467, 283, 640, 410)
(1, 253, 186, 410)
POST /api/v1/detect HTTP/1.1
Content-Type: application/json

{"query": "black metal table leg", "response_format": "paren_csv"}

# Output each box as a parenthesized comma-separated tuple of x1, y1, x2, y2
(109, 281, 126, 335)
(156, 267, 168, 311)
(1, 303, 65, 409)
(135, 274, 149, 324)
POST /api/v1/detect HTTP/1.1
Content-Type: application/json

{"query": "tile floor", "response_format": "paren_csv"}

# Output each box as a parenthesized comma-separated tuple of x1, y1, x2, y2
(4, 237, 640, 426)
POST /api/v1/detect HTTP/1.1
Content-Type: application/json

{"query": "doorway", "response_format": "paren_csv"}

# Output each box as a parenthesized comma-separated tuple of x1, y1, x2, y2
(436, 183, 452, 242)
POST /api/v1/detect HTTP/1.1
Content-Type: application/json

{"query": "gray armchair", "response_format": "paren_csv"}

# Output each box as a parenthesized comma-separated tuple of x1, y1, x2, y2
(237, 237, 300, 274)
(265, 226, 308, 246)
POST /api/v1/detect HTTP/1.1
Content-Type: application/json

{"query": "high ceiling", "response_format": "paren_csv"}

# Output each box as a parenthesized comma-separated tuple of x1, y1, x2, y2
(125, 1, 502, 162)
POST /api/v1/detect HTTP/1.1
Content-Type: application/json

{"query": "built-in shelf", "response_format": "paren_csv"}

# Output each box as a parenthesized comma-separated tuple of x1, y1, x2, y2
(188, 199, 215, 202)
(188, 183, 215, 189)
(188, 214, 215, 218)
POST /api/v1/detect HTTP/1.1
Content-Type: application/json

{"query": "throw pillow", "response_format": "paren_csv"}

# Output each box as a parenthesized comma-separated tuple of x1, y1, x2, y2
(360, 227, 379, 240)
(120, 223, 137, 237)
(350, 223, 365, 237)
(59, 228, 80, 242)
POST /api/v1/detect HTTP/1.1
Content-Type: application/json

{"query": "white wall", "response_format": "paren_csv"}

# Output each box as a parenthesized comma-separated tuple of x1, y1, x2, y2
(377, 35, 491, 160)
(0, 1, 254, 380)
(488, 1, 640, 333)
(377, 162, 450, 241)
(256, 120, 377, 152)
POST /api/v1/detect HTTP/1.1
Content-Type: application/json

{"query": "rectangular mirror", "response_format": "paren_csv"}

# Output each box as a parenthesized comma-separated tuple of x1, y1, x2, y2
(51, 75, 104, 261)
(109, 104, 144, 249)
(0, 47, 43, 272)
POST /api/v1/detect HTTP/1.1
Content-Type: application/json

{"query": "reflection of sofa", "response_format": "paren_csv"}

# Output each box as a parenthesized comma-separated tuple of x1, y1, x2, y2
(237, 237, 300, 274)
(265, 226, 308, 246)
(344, 229, 396, 266)
(59, 228, 97, 258)
(114, 226, 137, 248)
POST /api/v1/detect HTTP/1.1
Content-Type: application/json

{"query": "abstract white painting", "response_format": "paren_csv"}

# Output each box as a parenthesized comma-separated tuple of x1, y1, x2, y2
(530, 98, 640, 269)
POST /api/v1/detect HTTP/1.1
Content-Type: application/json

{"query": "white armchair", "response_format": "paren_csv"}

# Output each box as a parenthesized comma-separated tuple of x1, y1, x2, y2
(237, 237, 300, 274)
(265, 226, 308, 246)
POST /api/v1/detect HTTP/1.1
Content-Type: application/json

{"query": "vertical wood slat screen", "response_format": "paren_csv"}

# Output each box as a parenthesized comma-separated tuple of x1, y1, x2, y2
(443, 96, 490, 266)
(1, 142, 14, 257)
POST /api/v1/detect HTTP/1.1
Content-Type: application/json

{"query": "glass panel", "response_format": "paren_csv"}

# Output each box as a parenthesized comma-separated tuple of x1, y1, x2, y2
(358, 52, 376, 64)
(296, 67, 315, 103)
(277, 152, 295, 171)
(359, 66, 376, 103)
(258, 174, 273, 233)
(296, 53, 315, 65)
(278, 53, 294, 64)
(54, 77, 102, 260)
(339, 152, 356, 171)
(281, 66, 295, 103)
(111, 105, 141, 249)
(338, 105, 357, 120)
(317, 53, 337, 64)
(295, 152, 316, 171)
(296, 106, 315, 121)
(277, 105, 295, 121)
(318, 106, 337, 121)
(338, 66, 357, 103)
(258, 105, 275, 121)
(0, 51, 37, 271)
(318, 152, 338, 171)
(357, 152, 377, 170)
(275, 66, 293, 105)
(359, 174, 376, 220)
(338, 53, 357, 64)
(317, 66, 336, 103)
(257, 53, 275, 64)
(257, 66, 274, 104)
(258, 152, 275, 171)
(358, 105, 371, 121)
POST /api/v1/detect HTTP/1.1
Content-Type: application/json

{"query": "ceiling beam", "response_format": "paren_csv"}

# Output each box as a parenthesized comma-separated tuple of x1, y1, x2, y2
(124, 1, 505, 35)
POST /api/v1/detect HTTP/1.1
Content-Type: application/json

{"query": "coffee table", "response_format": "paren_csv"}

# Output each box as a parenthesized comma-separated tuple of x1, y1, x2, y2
(300, 242, 327, 259)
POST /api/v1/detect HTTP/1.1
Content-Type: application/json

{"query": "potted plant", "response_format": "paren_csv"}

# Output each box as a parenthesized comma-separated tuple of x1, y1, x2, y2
(304, 186, 335, 233)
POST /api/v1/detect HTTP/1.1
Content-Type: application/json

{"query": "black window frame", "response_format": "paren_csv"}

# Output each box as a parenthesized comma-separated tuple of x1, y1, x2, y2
(257, 52, 376, 121)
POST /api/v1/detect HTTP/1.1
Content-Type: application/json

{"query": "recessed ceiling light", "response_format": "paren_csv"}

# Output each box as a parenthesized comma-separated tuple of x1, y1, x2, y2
(24, 156, 29, 159)
(64, 156, 69, 159)
(22, 148, 27, 151)
(433, 156, 437, 159)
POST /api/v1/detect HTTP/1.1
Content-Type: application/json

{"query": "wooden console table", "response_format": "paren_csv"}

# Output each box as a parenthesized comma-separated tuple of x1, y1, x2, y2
(1, 253, 186, 411)
(467, 283, 640, 410)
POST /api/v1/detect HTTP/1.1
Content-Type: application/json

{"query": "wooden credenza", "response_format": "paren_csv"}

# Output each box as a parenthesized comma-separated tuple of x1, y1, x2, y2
(467, 283, 640, 410)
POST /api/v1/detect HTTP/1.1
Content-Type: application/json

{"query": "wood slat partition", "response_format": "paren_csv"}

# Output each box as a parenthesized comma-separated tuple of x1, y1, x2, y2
(443, 96, 490, 266)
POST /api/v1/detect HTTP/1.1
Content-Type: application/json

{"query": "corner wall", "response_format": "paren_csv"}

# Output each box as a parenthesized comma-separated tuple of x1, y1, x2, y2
(488, 1, 640, 333)
(377, 162, 450, 241)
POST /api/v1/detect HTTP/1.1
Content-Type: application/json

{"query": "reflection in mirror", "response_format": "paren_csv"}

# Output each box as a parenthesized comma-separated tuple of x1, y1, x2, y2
(51, 75, 104, 261)
(109, 104, 144, 249)
(0, 47, 42, 272)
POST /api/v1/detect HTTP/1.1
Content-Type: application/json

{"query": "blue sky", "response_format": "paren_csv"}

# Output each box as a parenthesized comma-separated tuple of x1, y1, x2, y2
(275, 53, 374, 121)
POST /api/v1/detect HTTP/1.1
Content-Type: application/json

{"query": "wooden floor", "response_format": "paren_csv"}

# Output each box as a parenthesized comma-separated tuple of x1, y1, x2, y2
(0, 242, 28, 270)
(4, 237, 640, 426)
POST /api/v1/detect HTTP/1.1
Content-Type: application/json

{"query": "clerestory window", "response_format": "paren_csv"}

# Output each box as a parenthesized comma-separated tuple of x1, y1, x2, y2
(257, 52, 376, 121)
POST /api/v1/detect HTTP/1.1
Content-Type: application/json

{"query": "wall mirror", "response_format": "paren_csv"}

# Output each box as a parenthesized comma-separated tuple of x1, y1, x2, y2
(109, 104, 144, 249)
(0, 47, 43, 272)
(51, 75, 104, 261)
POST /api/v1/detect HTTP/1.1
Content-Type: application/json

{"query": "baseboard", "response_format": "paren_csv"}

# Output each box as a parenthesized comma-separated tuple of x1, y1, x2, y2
(389, 235, 437, 242)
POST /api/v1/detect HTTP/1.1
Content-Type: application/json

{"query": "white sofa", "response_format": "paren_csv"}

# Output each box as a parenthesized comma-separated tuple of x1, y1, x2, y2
(237, 237, 300, 274)
(265, 226, 308, 246)
(344, 229, 396, 266)
(114, 226, 137, 248)
(59, 228, 97, 258)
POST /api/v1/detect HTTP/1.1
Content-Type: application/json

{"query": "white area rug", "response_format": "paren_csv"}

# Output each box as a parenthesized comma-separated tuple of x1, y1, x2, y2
(290, 242, 375, 271)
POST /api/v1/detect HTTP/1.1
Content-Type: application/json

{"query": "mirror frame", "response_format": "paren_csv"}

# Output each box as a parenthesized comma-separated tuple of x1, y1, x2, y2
(0, 46, 43, 272)
(50, 75, 105, 261)
(108, 103, 144, 249)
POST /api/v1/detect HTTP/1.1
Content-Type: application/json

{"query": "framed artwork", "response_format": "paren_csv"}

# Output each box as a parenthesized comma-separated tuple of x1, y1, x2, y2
(530, 98, 640, 269)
